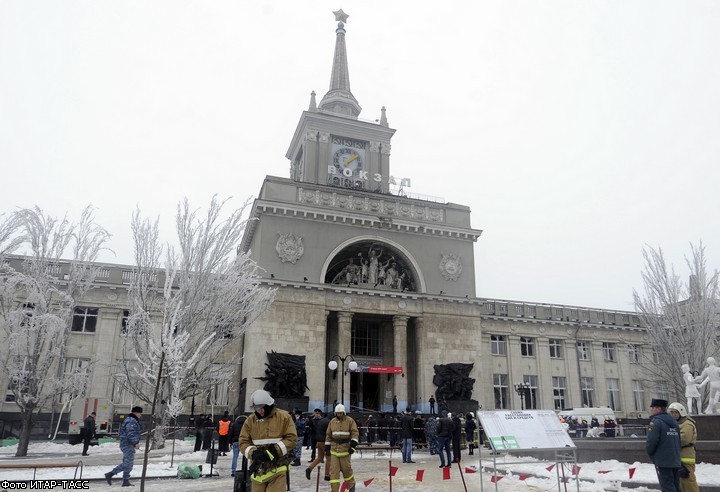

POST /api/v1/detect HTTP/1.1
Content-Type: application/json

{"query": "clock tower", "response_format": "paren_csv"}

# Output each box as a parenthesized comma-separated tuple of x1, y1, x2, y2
(286, 10, 395, 193)
(239, 10, 483, 414)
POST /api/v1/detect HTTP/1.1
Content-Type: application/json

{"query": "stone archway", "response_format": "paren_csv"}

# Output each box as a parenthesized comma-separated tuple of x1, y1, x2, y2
(323, 239, 420, 292)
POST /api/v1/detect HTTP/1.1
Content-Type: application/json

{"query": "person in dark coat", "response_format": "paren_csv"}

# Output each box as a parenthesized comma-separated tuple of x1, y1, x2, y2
(604, 417, 616, 438)
(377, 413, 389, 442)
(400, 408, 415, 463)
(193, 414, 205, 452)
(389, 415, 400, 446)
(451, 413, 462, 463)
(305, 409, 331, 481)
(229, 414, 246, 477)
(366, 415, 376, 444)
(646, 398, 681, 492)
(82, 412, 96, 456)
(465, 413, 477, 455)
(435, 412, 454, 468)
(202, 414, 215, 450)
(429, 396, 436, 415)
(413, 413, 425, 444)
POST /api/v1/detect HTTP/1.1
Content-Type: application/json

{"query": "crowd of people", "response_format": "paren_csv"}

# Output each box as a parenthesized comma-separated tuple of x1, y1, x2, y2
(91, 383, 708, 491)
(560, 415, 618, 438)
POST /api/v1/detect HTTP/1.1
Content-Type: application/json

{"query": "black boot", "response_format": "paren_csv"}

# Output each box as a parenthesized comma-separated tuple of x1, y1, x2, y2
(105, 472, 114, 485)
(305, 468, 312, 480)
(121, 479, 134, 487)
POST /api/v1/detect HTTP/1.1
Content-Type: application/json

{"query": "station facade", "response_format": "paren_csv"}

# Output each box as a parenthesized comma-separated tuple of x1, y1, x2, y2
(0, 13, 658, 436)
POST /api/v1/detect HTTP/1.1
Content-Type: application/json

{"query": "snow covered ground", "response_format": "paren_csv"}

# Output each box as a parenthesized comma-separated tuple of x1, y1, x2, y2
(1, 439, 719, 491)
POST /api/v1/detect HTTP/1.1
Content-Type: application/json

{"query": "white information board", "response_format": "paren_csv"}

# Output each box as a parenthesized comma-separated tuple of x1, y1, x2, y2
(478, 410, 575, 451)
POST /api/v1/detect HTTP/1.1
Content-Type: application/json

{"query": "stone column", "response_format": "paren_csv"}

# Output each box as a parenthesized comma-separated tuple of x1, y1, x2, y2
(335, 311, 353, 408)
(535, 337, 552, 409)
(507, 335, 522, 410)
(414, 317, 427, 412)
(393, 315, 409, 409)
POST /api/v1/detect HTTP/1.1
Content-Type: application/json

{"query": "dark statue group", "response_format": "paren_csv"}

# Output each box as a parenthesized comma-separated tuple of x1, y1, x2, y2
(259, 352, 476, 412)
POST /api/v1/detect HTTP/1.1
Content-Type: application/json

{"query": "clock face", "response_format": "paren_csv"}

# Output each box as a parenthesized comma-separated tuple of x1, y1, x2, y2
(333, 147, 363, 174)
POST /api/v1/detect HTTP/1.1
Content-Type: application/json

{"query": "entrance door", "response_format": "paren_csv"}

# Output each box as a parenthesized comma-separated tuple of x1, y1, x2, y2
(350, 373, 380, 412)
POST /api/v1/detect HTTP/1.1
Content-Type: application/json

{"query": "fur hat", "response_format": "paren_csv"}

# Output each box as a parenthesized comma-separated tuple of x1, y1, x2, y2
(650, 398, 668, 408)
(131, 406, 143, 414)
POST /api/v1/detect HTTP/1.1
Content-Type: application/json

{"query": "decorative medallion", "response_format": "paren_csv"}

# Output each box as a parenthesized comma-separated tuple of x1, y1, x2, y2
(107, 293, 118, 301)
(276, 233, 304, 264)
(439, 253, 462, 281)
(343, 297, 352, 305)
(398, 300, 407, 309)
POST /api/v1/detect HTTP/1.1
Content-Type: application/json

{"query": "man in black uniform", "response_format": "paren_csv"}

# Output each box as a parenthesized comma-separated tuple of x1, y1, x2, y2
(81, 412, 96, 456)
(646, 398, 681, 492)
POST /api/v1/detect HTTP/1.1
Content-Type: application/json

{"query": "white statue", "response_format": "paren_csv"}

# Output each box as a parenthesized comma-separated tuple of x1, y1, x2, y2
(681, 364, 701, 414)
(695, 357, 720, 414)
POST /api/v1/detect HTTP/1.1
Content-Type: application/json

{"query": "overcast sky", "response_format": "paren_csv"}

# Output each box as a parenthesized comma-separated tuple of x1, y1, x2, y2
(1, 1, 719, 311)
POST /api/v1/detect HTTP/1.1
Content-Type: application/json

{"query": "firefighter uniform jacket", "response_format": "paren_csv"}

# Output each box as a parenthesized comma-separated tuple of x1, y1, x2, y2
(325, 415, 359, 454)
(678, 416, 697, 464)
(239, 407, 298, 482)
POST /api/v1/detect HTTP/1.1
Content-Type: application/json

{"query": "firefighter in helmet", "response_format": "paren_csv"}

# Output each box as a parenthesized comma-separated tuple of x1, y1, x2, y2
(239, 389, 297, 491)
(326, 404, 359, 492)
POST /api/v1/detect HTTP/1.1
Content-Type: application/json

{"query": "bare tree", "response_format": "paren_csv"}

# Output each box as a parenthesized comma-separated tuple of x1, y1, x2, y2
(0, 206, 110, 456)
(115, 196, 274, 488)
(633, 242, 720, 406)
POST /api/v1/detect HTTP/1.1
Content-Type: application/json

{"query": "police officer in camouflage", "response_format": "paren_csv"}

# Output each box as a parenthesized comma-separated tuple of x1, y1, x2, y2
(105, 406, 143, 487)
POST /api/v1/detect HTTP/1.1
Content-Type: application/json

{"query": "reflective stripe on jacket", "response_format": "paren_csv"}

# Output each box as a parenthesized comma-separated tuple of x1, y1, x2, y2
(325, 415, 359, 454)
(239, 407, 298, 461)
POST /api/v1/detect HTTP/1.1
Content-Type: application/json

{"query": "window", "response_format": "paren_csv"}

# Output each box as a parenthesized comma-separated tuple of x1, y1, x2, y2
(580, 377, 594, 407)
(628, 344, 640, 363)
(603, 342, 616, 362)
(514, 305, 522, 314)
(5, 357, 29, 402)
(121, 310, 130, 335)
(651, 347, 660, 364)
(607, 378, 621, 411)
(206, 365, 232, 406)
(351, 320, 381, 357)
(577, 341, 591, 360)
(215, 323, 234, 339)
(655, 381, 669, 402)
(62, 358, 90, 403)
(72, 307, 98, 333)
(628, 343, 640, 364)
(493, 374, 509, 409)
(549, 339, 563, 359)
(20, 303, 35, 327)
(523, 375, 539, 409)
(490, 335, 506, 355)
(633, 380, 645, 411)
(520, 337, 535, 357)
(552, 376, 567, 410)
(112, 360, 150, 405)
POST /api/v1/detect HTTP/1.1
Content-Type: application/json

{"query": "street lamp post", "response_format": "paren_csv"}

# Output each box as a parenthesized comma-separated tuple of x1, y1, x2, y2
(328, 354, 358, 410)
(514, 382, 530, 410)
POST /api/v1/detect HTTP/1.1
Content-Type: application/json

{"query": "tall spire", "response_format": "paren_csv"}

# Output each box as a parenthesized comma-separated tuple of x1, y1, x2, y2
(318, 9, 362, 118)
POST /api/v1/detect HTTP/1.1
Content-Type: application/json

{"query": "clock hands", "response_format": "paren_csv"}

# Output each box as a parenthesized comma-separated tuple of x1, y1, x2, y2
(343, 154, 359, 167)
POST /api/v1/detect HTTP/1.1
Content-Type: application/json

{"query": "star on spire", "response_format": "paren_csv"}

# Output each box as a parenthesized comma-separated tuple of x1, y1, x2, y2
(333, 9, 349, 23)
